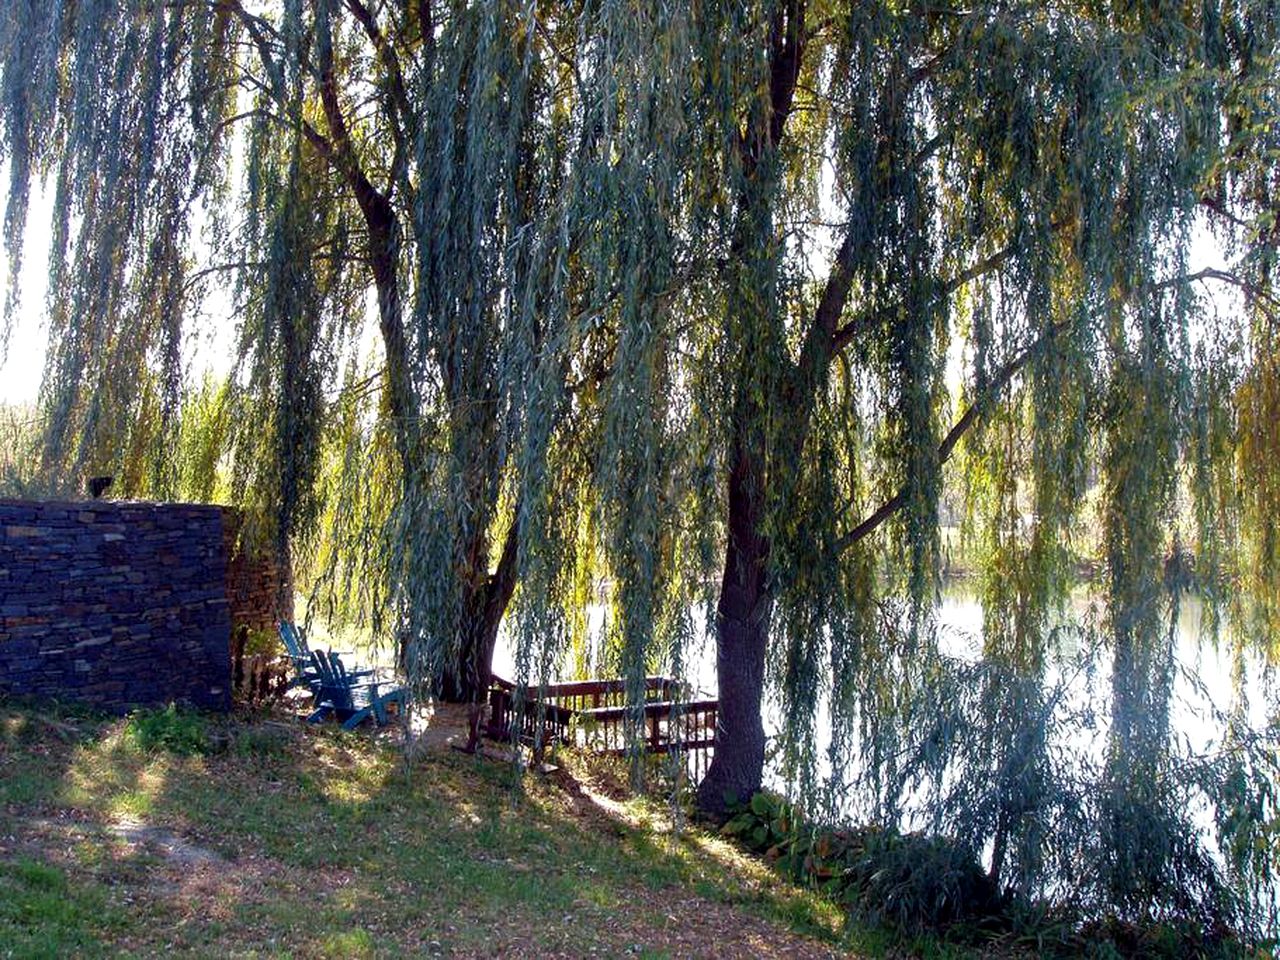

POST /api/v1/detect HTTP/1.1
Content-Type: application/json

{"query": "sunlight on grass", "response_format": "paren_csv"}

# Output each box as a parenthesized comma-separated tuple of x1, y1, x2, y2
(318, 769, 386, 806)
(317, 927, 376, 958)
(450, 801, 485, 829)
(107, 767, 170, 820)
(3, 704, 859, 956)
(2, 713, 30, 740)
(585, 790, 846, 942)
(58, 723, 175, 821)
(686, 827, 775, 878)
(309, 736, 399, 809)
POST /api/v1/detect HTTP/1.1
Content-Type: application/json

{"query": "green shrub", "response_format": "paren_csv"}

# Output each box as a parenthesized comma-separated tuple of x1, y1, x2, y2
(721, 790, 1266, 952)
(721, 792, 1003, 935)
(1071, 915, 1259, 960)
(721, 791, 799, 854)
(123, 704, 210, 756)
(838, 828, 1002, 934)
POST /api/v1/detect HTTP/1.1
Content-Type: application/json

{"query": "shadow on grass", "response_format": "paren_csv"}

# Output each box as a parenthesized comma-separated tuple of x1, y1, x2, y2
(0, 698, 851, 959)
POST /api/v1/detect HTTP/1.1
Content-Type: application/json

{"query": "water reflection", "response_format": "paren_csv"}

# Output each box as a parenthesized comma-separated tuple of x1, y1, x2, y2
(493, 584, 1274, 798)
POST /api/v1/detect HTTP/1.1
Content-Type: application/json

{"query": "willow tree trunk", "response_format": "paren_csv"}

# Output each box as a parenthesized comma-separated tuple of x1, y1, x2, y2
(439, 585, 501, 703)
(693, 0, 808, 819)
(362, 185, 518, 707)
(697, 436, 771, 816)
(439, 511, 521, 704)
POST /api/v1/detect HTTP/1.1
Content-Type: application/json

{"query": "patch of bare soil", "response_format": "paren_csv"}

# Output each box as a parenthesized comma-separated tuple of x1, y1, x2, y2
(4, 812, 354, 935)
(400, 701, 518, 763)
(106, 819, 223, 865)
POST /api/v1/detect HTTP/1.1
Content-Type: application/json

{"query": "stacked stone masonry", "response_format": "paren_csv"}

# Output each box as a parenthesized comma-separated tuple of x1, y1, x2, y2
(222, 511, 294, 637)
(0, 499, 289, 713)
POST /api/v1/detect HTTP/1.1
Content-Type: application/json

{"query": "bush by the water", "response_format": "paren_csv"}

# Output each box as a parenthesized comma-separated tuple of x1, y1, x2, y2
(721, 791, 1002, 933)
(720, 788, 1275, 956)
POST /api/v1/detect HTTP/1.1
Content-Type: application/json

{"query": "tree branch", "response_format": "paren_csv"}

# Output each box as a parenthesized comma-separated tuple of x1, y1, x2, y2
(768, 0, 806, 148)
(415, 0, 434, 53)
(830, 261, 1265, 553)
(796, 229, 859, 373)
(1157, 266, 1279, 314)
(224, 0, 288, 102)
(828, 244, 1016, 356)
(315, 0, 390, 218)
(342, 0, 416, 168)
(533, 12, 585, 98)
(835, 319, 1059, 553)
(737, 0, 807, 177)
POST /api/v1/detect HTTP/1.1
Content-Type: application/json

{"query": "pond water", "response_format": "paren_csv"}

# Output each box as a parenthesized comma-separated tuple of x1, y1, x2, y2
(492, 584, 1274, 770)
(491, 585, 1277, 908)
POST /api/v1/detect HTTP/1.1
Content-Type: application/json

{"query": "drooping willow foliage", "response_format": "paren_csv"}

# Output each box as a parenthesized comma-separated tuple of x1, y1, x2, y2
(2, 0, 1279, 934)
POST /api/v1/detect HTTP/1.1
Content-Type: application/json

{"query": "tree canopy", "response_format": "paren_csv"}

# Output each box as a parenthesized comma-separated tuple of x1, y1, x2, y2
(3, 0, 1279, 936)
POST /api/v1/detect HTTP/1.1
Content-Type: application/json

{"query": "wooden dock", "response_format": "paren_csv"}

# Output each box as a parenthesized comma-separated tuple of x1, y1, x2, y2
(484, 675, 718, 780)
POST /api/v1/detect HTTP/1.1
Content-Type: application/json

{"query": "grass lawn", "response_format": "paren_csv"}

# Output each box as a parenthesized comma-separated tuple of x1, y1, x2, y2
(0, 700, 901, 959)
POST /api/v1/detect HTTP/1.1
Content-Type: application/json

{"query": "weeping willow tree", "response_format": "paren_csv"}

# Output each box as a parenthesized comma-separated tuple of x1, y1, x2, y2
(579, 0, 1279, 823)
(3, 0, 1280, 929)
(655, 0, 1277, 926)
(519, 0, 1279, 925)
(0, 0, 600, 705)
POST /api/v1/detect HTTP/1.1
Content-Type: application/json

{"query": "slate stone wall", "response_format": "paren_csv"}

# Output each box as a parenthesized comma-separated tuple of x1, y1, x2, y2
(220, 510, 293, 637)
(0, 499, 234, 712)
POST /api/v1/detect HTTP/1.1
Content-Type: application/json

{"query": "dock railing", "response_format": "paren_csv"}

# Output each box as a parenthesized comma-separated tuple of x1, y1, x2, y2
(485, 675, 717, 777)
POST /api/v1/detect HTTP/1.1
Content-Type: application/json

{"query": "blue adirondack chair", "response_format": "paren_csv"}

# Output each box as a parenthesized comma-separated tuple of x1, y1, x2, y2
(277, 622, 372, 697)
(306, 649, 407, 730)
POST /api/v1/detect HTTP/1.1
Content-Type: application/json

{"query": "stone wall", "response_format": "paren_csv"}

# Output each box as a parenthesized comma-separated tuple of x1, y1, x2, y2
(220, 510, 293, 637)
(0, 499, 235, 712)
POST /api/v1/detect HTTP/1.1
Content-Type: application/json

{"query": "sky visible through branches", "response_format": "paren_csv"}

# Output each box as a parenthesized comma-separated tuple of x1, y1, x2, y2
(0, 167, 1241, 407)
